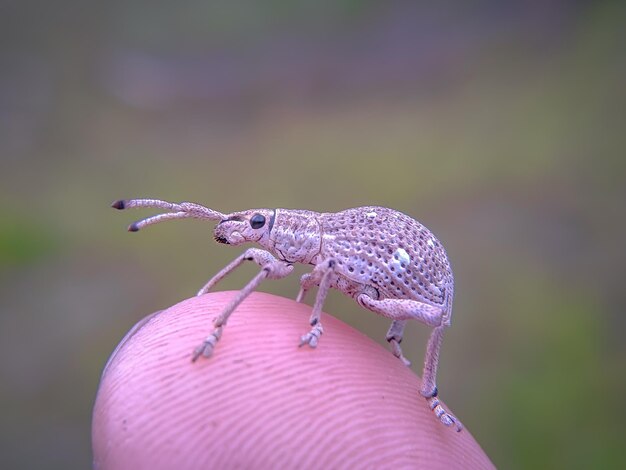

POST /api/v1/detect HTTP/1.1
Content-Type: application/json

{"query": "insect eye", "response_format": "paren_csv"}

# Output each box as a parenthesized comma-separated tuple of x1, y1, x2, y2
(250, 213, 266, 229)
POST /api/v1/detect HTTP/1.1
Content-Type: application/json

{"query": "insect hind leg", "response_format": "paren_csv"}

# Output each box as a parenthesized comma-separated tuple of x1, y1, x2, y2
(356, 294, 462, 431)
(420, 324, 463, 432)
(386, 320, 411, 367)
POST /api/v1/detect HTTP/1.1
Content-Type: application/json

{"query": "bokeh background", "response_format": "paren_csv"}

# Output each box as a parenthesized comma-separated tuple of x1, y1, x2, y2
(1, 1, 624, 468)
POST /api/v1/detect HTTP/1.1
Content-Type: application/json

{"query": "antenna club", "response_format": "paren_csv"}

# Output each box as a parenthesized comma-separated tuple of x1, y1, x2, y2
(128, 223, 140, 232)
(112, 200, 126, 210)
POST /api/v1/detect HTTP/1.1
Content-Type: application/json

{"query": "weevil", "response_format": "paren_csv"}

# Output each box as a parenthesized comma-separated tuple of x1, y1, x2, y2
(112, 198, 462, 431)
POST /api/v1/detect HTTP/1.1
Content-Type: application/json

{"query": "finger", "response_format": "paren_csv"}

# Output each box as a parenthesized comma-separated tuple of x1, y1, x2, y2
(92, 291, 493, 469)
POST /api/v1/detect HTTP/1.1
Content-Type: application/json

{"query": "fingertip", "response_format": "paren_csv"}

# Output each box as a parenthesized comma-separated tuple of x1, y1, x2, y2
(93, 292, 494, 469)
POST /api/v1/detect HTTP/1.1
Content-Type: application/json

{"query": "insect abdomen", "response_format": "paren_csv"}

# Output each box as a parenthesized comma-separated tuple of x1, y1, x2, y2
(321, 207, 451, 305)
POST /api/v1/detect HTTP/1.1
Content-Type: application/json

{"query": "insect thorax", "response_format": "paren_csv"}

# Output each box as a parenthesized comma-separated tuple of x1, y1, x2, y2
(267, 209, 322, 264)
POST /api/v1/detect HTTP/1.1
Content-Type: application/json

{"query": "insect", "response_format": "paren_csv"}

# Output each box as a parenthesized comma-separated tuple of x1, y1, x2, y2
(112, 198, 462, 431)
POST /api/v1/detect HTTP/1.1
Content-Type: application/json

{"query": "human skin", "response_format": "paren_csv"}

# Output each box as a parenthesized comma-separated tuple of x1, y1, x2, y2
(92, 291, 494, 469)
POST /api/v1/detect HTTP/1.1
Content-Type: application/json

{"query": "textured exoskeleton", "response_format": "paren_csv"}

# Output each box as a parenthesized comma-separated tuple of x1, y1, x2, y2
(112, 198, 462, 431)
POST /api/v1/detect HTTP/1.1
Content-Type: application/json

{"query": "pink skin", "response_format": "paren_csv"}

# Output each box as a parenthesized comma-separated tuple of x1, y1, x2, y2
(92, 292, 494, 469)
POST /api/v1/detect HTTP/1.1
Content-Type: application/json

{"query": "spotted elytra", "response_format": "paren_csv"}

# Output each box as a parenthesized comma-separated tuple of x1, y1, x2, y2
(112, 198, 462, 431)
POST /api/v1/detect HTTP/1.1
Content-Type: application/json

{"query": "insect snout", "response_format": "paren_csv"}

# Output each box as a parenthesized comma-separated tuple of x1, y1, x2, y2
(213, 221, 245, 245)
(213, 234, 230, 244)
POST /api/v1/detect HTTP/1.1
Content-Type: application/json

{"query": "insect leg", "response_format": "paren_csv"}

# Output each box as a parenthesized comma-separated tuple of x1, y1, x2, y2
(298, 259, 336, 348)
(357, 295, 440, 366)
(192, 248, 293, 361)
(295, 272, 317, 303)
(197, 248, 290, 295)
(385, 320, 411, 367)
(356, 294, 462, 431)
(356, 295, 444, 327)
(421, 325, 462, 431)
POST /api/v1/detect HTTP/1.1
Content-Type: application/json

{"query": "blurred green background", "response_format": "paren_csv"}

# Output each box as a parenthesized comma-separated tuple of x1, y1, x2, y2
(1, 1, 624, 468)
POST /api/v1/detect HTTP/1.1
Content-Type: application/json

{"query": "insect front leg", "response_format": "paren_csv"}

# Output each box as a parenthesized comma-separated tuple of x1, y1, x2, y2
(192, 248, 293, 361)
(356, 294, 462, 432)
(197, 248, 287, 295)
(298, 259, 336, 348)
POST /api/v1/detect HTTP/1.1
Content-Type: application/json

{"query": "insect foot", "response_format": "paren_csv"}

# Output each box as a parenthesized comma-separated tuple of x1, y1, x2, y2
(387, 336, 411, 367)
(425, 391, 463, 432)
(299, 320, 324, 348)
(191, 326, 223, 361)
(386, 320, 411, 367)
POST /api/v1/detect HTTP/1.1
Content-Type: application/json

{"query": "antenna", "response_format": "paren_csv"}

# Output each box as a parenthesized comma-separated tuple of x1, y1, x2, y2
(112, 198, 226, 232)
